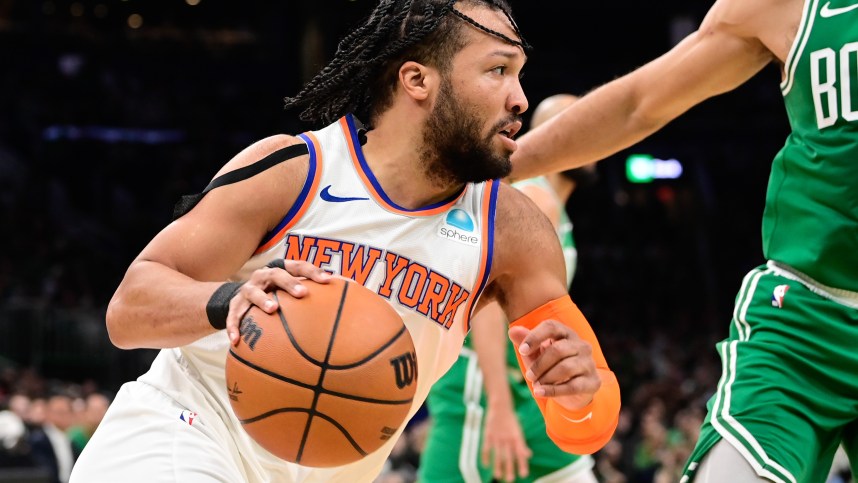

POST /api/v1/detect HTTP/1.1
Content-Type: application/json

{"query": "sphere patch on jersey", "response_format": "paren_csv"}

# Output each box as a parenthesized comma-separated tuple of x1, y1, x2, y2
(445, 209, 474, 232)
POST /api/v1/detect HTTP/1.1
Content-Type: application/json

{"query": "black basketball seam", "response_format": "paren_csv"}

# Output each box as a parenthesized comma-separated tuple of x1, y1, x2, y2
(274, 291, 326, 367)
(321, 389, 413, 406)
(236, 283, 412, 463)
(296, 281, 351, 463)
(272, 287, 411, 372)
(228, 349, 413, 406)
(240, 408, 367, 458)
(239, 407, 308, 424)
(227, 349, 317, 392)
(324, 325, 407, 370)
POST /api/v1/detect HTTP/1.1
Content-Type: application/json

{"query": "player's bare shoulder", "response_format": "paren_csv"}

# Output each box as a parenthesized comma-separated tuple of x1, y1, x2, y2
(481, 183, 568, 320)
(216, 133, 309, 184)
(491, 183, 565, 278)
(764, 0, 806, 63)
(706, 0, 802, 63)
(204, 134, 312, 232)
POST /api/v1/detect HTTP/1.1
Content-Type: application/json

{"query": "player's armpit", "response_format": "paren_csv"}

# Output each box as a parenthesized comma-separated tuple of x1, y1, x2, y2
(509, 295, 621, 455)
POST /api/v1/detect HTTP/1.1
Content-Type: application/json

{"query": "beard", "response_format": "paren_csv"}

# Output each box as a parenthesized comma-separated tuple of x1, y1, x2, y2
(419, 78, 515, 186)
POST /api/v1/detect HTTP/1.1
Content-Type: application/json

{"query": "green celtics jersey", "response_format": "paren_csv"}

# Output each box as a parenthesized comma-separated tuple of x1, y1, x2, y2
(767, 0, 858, 292)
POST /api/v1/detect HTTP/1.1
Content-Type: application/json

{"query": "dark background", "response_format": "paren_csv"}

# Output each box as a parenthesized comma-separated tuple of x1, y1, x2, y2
(0, 0, 793, 479)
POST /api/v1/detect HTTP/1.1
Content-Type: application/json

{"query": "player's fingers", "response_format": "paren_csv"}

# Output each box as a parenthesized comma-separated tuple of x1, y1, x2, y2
(227, 284, 276, 346)
(527, 338, 592, 383)
(516, 319, 575, 357)
(226, 311, 240, 346)
(263, 260, 332, 297)
(487, 443, 499, 478)
(280, 259, 333, 284)
(481, 439, 495, 468)
(515, 443, 531, 479)
(533, 373, 601, 398)
(226, 296, 253, 346)
(493, 444, 512, 482)
(240, 281, 281, 314)
(502, 445, 516, 482)
(508, 326, 533, 367)
(531, 341, 592, 384)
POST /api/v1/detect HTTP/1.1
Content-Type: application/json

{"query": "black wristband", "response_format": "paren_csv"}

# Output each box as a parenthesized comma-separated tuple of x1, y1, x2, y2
(206, 282, 243, 330)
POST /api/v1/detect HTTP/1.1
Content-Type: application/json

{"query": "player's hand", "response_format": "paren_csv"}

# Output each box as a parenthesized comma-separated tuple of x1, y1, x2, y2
(227, 259, 331, 345)
(481, 402, 532, 482)
(508, 320, 601, 410)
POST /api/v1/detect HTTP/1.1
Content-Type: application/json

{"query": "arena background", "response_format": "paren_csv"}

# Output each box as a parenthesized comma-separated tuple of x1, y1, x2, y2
(0, 0, 812, 481)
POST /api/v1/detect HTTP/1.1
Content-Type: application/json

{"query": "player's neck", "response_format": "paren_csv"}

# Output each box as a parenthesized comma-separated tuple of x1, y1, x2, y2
(362, 118, 464, 210)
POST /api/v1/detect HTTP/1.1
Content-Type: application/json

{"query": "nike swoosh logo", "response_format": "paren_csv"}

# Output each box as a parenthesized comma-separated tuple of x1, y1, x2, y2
(559, 411, 593, 424)
(319, 185, 369, 203)
(820, 1, 858, 17)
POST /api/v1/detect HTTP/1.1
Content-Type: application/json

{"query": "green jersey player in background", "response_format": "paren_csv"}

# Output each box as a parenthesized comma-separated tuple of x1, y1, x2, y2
(509, 0, 858, 481)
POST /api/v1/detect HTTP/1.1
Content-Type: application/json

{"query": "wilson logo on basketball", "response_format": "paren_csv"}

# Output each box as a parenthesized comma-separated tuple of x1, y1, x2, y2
(390, 351, 417, 389)
(239, 316, 263, 350)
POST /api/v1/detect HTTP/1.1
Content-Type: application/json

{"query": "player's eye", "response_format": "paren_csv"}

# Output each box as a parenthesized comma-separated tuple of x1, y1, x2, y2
(491, 66, 506, 75)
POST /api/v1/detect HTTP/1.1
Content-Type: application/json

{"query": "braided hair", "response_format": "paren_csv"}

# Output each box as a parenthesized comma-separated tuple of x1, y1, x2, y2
(283, 0, 528, 127)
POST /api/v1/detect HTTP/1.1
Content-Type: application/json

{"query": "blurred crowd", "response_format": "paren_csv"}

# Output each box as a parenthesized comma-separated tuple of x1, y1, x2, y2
(0, 1, 852, 482)
(370, 326, 723, 483)
(0, 369, 111, 483)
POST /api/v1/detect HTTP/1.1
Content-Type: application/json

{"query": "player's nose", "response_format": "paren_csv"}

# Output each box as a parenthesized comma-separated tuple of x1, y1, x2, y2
(508, 81, 528, 115)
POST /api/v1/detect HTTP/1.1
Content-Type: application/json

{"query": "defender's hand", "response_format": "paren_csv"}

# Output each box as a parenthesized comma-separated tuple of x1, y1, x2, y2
(508, 320, 601, 410)
(226, 259, 331, 345)
(481, 403, 532, 481)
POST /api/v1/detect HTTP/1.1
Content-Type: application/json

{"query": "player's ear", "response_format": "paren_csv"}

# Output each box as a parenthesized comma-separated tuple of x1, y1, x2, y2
(398, 61, 437, 102)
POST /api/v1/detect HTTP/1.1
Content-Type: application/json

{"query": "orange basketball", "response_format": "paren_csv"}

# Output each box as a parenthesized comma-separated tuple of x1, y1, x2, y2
(225, 277, 418, 467)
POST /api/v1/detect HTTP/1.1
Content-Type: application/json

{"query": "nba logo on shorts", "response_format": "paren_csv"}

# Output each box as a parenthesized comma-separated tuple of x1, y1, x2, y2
(179, 410, 198, 426)
(771, 284, 789, 308)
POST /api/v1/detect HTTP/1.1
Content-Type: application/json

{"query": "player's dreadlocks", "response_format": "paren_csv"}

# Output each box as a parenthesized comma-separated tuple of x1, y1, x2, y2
(283, 0, 528, 127)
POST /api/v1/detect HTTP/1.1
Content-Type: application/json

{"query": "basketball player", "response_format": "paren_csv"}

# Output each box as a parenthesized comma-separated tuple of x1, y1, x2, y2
(509, 0, 858, 481)
(420, 94, 600, 483)
(69, 1, 621, 482)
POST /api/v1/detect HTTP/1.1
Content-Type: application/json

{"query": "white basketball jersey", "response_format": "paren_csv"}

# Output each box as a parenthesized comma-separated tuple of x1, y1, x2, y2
(138, 114, 498, 482)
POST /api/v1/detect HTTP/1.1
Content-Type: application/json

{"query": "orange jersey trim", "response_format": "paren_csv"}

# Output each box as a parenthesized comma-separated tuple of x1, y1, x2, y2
(462, 178, 499, 334)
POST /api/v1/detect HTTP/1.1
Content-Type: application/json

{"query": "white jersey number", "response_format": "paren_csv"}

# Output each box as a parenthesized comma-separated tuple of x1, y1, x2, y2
(810, 42, 858, 129)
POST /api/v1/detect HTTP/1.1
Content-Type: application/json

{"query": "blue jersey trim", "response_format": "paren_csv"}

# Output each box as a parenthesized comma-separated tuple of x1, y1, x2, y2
(465, 179, 499, 331)
(345, 114, 463, 213)
(257, 135, 317, 249)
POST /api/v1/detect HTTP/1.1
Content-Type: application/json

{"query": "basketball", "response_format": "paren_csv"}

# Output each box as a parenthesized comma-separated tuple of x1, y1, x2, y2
(224, 277, 418, 467)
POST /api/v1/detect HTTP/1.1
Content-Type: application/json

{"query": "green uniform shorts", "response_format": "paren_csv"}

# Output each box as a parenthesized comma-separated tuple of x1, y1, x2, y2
(420, 346, 592, 482)
(683, 264, 858, 483)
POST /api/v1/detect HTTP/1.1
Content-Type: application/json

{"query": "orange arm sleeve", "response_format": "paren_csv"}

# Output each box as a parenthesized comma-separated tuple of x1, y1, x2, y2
(509, 295, 621, 455)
